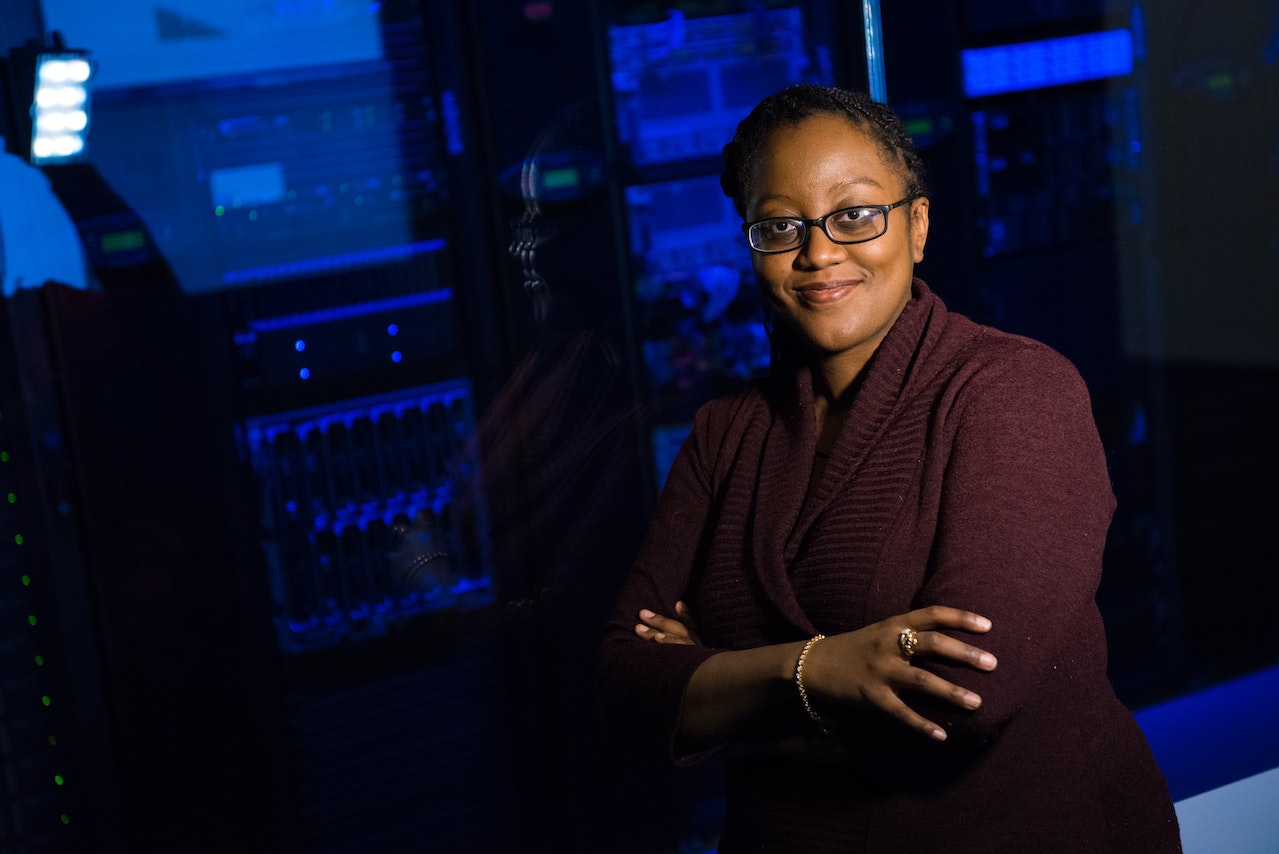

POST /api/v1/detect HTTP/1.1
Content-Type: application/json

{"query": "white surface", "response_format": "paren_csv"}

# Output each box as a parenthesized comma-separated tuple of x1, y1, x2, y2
(1176, 767, 1279, 854)
(0, 146, 88, 296)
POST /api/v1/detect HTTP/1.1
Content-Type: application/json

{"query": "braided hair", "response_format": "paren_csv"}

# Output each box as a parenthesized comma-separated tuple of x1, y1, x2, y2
(720, 85, 929, 218)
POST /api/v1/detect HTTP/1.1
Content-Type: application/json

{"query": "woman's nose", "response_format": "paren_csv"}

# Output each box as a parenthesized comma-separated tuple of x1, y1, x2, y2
(795, 223, 845, 268)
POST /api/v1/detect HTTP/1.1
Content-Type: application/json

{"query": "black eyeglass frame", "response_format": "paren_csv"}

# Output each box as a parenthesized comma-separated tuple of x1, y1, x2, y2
(742, 193, 924, 254)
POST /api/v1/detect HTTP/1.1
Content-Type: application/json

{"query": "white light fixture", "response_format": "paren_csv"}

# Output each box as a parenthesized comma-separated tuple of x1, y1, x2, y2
(2, 37, 95, 166)
(29, 52, 94, 165)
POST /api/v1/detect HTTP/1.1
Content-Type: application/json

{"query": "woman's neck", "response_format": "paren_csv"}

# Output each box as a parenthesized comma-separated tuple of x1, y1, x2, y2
(811, 354, 867, 410)
(810, 352, 869, 454)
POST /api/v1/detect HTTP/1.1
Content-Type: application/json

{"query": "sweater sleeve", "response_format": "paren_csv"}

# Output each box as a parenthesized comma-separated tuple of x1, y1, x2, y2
(596, 401, 729, 763)
(907, 339, 1116, 745)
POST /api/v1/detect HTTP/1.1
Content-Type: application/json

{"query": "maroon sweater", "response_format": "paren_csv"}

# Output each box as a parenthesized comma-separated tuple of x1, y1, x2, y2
(599, 281, 1180, 852)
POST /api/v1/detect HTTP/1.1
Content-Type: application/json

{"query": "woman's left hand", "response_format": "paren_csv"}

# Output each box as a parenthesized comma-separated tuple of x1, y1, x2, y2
(634, 601, 701, 646)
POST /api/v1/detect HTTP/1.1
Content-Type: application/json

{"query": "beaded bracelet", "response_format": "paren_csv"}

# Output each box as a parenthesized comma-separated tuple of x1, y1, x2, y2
(794, 634, 834, 735)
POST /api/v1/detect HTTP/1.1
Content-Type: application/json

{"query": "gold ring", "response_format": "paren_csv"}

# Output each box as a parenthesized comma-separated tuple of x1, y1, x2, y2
(898, 627, 919, 659)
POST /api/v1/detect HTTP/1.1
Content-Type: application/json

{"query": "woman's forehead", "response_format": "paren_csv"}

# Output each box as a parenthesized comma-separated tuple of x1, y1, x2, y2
(749, 117, 905, 199)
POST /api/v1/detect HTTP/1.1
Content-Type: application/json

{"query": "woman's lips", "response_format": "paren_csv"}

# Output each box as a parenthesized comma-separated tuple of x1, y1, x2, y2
(794, 281, 859, 304)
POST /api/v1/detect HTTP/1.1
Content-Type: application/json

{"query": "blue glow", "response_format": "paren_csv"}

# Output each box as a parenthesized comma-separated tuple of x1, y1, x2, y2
(248, 288, 453, 333)
(1130, 3, 1147, 62)
(391, 351, 403, 363)
(283, 574, 493, 637)
(651, 422, 693, 490)
(299, 367, 310, 380)
(962, 29, 1134, 98)
(862, 0, 887, 103)
(246, 378, 491, 653)
(209, 162, 286, 208)
(223, 237, 446, 286)
(294, 339, 306, 352)
(1127, 404, 1148, 445)
(387, 324, 398, 336)
(971, 110, 990, 197)
(1136, 666, 1279, 801)
(42, 0, 383, 91)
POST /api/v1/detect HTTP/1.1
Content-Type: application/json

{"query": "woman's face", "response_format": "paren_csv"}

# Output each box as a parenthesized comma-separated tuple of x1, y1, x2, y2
(746, 113, 929, 372)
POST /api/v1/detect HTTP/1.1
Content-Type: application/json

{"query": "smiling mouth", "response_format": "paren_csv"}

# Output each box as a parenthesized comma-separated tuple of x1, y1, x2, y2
(794, 281, 859, 302)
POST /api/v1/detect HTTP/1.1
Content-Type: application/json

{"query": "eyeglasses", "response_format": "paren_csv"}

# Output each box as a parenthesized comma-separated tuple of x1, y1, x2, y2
(743, 194, 922, 254)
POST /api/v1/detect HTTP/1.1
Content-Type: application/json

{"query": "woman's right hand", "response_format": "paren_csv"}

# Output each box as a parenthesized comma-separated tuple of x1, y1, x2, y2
(634, 600, 701, 646)
(804, 606, 997, 742)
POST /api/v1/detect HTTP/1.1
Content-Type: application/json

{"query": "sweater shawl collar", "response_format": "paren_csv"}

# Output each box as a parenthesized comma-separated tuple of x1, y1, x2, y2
(746, 279, 946, 636)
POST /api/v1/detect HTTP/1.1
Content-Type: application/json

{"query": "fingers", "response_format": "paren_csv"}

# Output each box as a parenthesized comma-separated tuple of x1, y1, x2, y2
(800, 610, 997, 742)
(633, 608, 694, 645)
(879, 609, 995, 737)
(914, 630, 998, 671)
(895, 660, 984, 712)
(897, 606, 997, 670)
(882, 694, 951, 742)
(868, 651, 986, 742)
(906, 604, 993, 634)
(673, 600, 702, 645)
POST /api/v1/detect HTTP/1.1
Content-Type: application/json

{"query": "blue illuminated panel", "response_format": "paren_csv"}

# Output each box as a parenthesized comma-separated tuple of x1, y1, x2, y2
(625, 174, 770, 398)
(968, 87, 1131, 258)
(228, 242, 448, 290)
(246, 287, 451, 334)
(962, 29, 1134, 98)
(81, 16, 450, 295)
(608, 7, 823, 168)
(244, 379, 492, 653)
(1136, 665, 1279, 802)
(625, 175, 744, 274)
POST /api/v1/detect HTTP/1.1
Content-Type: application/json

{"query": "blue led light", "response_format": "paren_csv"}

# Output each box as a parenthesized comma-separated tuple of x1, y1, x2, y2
(962, 29, 1134, 98)
(387, 324, 398, 336)
(391, 351, 403, 364)
(294, 339, 306, 352)
(299, 368, 311, 380)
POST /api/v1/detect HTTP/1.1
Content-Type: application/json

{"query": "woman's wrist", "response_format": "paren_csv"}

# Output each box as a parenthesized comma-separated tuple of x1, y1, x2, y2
(794, 635, 835, 734)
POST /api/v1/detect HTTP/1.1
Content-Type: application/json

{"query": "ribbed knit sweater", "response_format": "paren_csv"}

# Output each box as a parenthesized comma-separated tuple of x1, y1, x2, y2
(598, 281, 1180, 852)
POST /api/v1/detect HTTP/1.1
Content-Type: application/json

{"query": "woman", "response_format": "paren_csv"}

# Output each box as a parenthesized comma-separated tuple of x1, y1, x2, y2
(597, 86, 1180, 852)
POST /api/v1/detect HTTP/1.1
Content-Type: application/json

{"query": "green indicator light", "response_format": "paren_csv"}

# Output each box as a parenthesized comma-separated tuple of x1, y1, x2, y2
(35, 655, 44, 665)
(54, 774, 64, 786)
(7, 492, 15, 503)
(28, 614, 37, 626)
(15, 533, 24, 545)
(22, 574, 31, 586)
(61, 814, 71, 825)
(542, 167, 580, 190)
(1, 451, 9, 462)
(101, 229, 146, 253)
(42, 695, 51, 707)
(48, 735, 57, 746)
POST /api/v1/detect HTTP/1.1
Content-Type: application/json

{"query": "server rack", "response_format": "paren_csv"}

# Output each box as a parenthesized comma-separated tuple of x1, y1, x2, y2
(3, 1, 522, 850)
(878, 0, 1187, 704)
(0, 282, 290, 851)
(596, 0, 864, 492)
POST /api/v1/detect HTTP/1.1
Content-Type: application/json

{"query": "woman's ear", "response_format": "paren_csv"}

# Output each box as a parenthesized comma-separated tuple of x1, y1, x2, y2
(909, 196, 930, 264)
